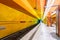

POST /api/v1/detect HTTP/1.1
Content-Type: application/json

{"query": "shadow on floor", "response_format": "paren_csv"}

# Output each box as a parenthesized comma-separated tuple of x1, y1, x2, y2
(50, 32, 60, 40)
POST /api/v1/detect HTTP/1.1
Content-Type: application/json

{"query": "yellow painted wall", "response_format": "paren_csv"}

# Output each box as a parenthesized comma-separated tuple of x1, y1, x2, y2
(27, 0, 36, 8)
(0, 3, 38, 38)
(13, 0, 40, 19)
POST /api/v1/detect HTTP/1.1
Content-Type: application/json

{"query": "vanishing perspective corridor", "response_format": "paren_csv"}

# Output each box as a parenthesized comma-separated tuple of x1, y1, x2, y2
(0, 0, 60, 40)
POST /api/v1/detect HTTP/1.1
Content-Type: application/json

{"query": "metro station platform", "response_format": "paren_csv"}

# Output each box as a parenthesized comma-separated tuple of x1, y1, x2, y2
(0, 0, 60, 40)
(21, 22, 60, 40)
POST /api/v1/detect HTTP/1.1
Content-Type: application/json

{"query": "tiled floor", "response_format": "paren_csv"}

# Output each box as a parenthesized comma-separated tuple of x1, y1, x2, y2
(32, 22, 60, 40)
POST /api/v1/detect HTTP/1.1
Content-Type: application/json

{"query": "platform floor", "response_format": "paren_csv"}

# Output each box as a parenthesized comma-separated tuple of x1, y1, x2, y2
(32, 22, 60, 40)
(20, 22, 60, 40)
